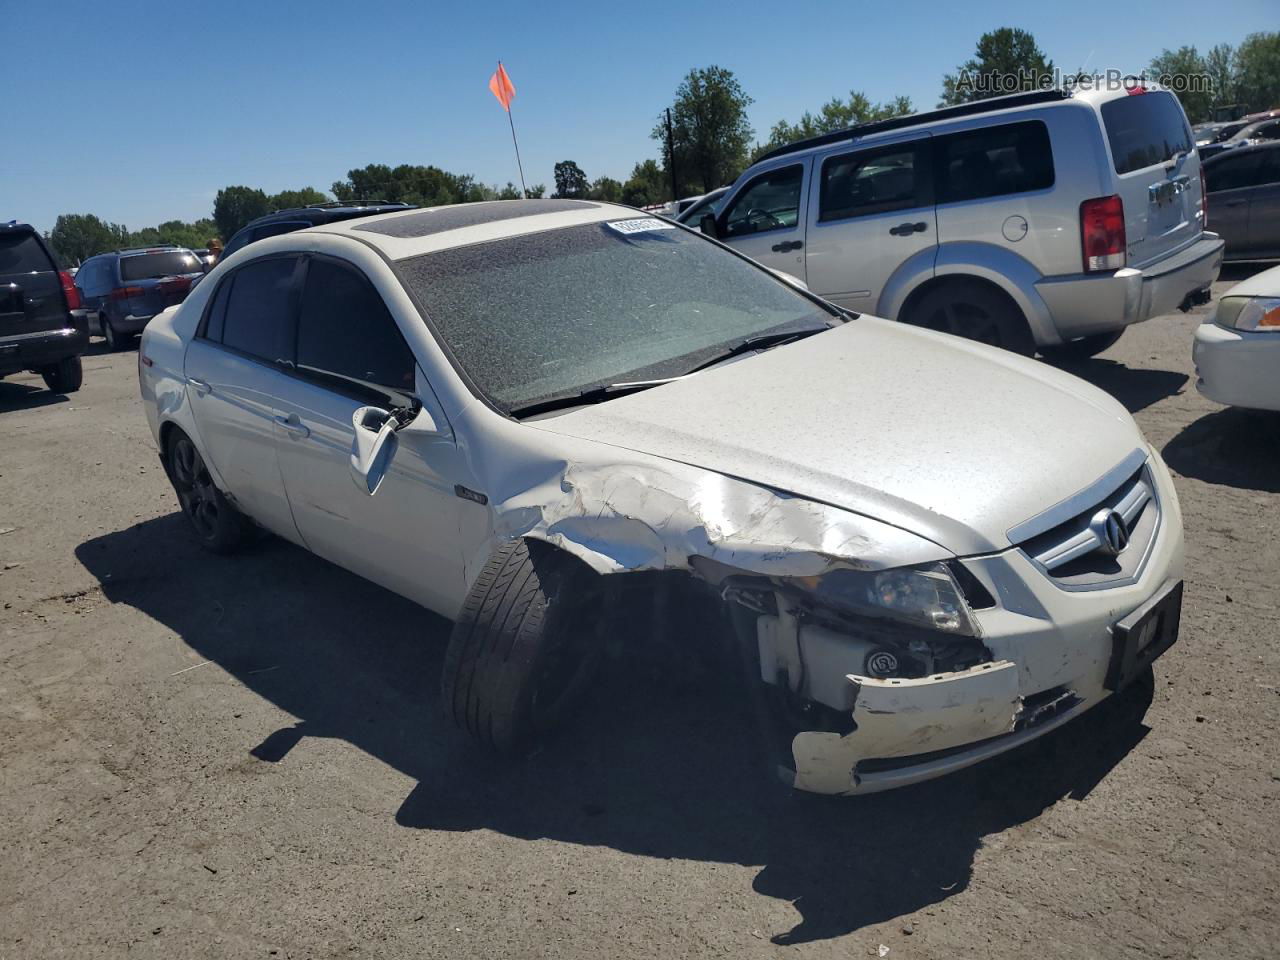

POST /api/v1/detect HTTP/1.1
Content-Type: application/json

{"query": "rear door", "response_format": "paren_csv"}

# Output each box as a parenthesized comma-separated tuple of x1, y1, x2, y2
(1099, 90, 1201, 268)
(1204, 149, 1266, 254)
(717, 160, 811, 281)
(804, 135, 936, 311)
(0, 230, 66, 342)
(183, 255, 304, 542)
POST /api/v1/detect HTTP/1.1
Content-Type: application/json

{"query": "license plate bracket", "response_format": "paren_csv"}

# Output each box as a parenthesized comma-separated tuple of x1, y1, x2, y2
(1105, 579, 1183, 691)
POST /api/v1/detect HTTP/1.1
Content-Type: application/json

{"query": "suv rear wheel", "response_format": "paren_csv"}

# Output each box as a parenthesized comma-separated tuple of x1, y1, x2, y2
(39, 355, 83, 393)
(904, 281, 1035, 357)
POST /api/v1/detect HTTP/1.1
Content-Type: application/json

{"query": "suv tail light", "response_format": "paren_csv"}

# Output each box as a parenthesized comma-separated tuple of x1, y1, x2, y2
(110, 285, 145, 300)
(1080, 195, 1126, 272)
(59, 271, 80, 310)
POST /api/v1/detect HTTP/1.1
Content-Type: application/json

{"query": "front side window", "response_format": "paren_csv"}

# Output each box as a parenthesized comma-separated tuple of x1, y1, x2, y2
(396, 220, 836, 413)
(722, 165, 804, 237)
(296, 258, 416, 393)
(935, 121, 1054, 203)
(120, 250, 204, 281)
(1101, 90, 1193, 175)
(820, 141, 929, 222)
(219, 257, 296, 362)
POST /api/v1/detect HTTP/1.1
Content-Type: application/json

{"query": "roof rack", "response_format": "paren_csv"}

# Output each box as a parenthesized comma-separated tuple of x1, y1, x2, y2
(753, 89, 1073, 164)
(298, 200, 406, 209)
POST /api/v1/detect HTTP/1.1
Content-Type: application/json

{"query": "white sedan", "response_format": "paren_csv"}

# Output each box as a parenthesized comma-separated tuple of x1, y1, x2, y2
(138, 199, 1184, 795)
(1194, 265, 1280, 412)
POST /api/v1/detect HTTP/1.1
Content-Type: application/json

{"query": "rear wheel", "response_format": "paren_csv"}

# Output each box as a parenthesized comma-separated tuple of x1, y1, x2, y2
(442, 539, 603, 754)
(1041, 330, 1124, 362)
(166, 430, 249, 553)
(40, 355, 83, 393)
(101, 314, 123, 351)
(904, 281, 1035, 356)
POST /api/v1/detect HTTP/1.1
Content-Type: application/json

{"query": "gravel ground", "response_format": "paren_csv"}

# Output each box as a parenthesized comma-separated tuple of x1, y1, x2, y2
(2, 268, 1278, 959)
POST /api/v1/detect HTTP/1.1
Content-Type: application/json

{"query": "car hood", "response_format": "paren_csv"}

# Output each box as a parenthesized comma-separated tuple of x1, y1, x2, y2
(526, 317, 1145, 555)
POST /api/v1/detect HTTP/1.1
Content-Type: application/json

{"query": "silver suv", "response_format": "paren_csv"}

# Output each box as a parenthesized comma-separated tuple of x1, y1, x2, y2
(701, 85, 1224, 358)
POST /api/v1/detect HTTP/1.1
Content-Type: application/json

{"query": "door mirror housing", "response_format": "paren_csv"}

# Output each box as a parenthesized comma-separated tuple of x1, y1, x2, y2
(699, 213, 720, 239)
(350, 406, 398, 495)
(399, 404, 445, 437)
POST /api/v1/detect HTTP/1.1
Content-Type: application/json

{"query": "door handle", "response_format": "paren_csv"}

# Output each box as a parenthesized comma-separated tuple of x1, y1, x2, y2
(771, 240, 803, 252)
(188, 377, 211, 396)
(274, 413, 310, 440)
(889, 221, 928, 236)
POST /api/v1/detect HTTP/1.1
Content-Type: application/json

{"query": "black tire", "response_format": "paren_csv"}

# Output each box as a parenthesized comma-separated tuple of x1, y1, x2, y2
(101, 313, 129, 351)
(903, 280, 1035, 356)
(165, 430, 249, 553)
(442, 539, 602, 754)
(40, 355, 83, 393)
(1041, 330, 1124, 362)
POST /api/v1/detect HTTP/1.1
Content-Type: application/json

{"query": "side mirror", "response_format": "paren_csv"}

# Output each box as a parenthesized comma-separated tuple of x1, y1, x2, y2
(699, 213, 720, 239)
(350, 407, 398, 495)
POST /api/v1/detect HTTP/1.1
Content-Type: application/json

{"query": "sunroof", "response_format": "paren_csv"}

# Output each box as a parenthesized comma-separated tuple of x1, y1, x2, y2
(352, 199, 599, 238)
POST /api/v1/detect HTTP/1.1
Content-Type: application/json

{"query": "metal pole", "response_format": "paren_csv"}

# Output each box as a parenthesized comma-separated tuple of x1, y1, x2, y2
(665, 107, 678, 202)
(507, 104, 528, 198)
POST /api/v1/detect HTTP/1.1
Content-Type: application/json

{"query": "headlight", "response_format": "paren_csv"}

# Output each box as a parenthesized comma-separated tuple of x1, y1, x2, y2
(1217, 296, 1280, 332)
(793, 562, 981, 637)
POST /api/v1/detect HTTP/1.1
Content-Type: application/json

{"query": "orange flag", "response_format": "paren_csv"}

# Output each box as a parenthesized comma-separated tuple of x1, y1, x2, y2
(488, 62, 516, 112)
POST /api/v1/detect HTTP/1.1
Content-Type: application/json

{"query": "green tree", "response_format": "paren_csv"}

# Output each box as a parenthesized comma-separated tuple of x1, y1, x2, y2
(940, 28, 1054, 105)
(1149, 46, 1212, 122)
(552, 161, 590, 199)
(332, 164, 489, 206)
(525, 183, 547, 199)
(1204, 43, 1238, 115)
(47, 214, 129, 265)
(621, 159, 668, 207)
(213, 186, 271, 241)
(127, 218, 220, 250)
(268, 187, 329, 211)
(1234, 32, 1280, 113)
(654, 66, 754, 194)
(759, 91, 914, 156)
(587, 176, 623, 202)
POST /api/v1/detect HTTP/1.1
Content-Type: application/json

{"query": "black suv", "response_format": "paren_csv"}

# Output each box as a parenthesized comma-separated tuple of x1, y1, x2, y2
(220, 201, 415, 259)
(0, 222, 89, 393)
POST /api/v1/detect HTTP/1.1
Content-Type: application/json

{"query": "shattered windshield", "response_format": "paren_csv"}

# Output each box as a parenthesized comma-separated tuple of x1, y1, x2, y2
(396, 219, 835, 412)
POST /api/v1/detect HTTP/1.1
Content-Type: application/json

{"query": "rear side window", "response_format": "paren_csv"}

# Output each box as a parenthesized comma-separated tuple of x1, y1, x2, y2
(203, 275, 233, 342)
(120, 250, 204, 281)
(220, 257, 296, 361)
(0, 233, 53, 275)
(1101, 91, 1193, 175)
(935, 121, 1054, 203)
(296, 258, 416, 393)
(820, 140, 931, 221)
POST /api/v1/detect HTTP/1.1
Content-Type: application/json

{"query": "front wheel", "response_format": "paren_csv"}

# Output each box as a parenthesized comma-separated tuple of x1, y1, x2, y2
(166, 430, 249, 553)
(1041, 330, 1124, 362)
(904, 281, 1035, 357)
(40, 355, 83, 393)
(441, 539, 603, 754)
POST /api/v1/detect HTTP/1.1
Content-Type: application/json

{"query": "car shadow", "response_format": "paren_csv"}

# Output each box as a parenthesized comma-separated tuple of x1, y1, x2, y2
(0, 378, 69, 412)
(75, 515, 1155, 945)
(1042, 357, 1188, 414)
(1162, 406, 1280, 493)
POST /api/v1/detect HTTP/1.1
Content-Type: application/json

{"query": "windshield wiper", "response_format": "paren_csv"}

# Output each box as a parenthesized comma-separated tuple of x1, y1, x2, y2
(509, 377, 681, 418)
(682, 327, 830, 376)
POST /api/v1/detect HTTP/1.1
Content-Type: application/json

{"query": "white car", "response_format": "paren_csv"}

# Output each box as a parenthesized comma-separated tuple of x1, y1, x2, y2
(138, 199, 1185, 796)
(1194, 265, 1280, 411)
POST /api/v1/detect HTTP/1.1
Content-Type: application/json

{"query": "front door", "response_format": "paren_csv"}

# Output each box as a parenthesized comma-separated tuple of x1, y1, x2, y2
(1205, 149, 1265, 254)
(803, 135, 936, 313)
(271, 255, 464, 615)
(183, 255, 303, 543)
(718, 161, 810, 282)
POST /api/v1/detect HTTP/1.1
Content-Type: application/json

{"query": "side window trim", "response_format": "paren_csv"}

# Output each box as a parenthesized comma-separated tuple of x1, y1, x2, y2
(816, 137, 933, 225)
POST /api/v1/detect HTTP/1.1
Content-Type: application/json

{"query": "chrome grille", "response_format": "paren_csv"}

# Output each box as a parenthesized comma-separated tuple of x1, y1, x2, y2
(1017, 463, 1159, 589)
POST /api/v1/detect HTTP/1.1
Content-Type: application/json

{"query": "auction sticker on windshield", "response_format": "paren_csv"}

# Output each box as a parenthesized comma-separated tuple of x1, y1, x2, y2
(607, 218, 675, 234)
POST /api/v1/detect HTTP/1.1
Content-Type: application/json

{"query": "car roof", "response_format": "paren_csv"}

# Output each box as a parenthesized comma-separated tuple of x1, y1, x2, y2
(307, 198, 645, 260)
(1, 220, 37, 235)
(1204, 140, 1280, 163)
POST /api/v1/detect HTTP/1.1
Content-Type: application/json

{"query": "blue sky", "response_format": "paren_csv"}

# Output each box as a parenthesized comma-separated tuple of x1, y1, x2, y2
(4, 0, 1276, 235)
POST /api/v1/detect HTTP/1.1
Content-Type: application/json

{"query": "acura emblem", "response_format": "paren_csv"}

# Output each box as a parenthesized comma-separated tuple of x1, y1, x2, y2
(1090, 508, 1130, 556)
